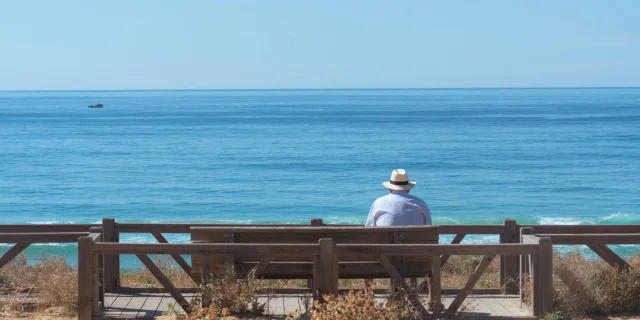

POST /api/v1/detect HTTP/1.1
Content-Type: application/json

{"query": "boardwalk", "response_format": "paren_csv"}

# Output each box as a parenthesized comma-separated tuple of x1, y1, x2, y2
(103, 293, 534, 319)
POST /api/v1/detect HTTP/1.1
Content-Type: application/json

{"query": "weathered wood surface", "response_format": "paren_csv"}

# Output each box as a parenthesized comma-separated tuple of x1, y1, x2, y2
(587, 244, 631, 270)
(335, 244, 539, 256)
(521, 224, 640, 234)
(103, 217, 120, 293)
(540, 234, 640, 245)
(92, 243, 320, 255)
(78, 237, 94, 320)
(537, 237, 553, 317)
(190, 226, 438, 282)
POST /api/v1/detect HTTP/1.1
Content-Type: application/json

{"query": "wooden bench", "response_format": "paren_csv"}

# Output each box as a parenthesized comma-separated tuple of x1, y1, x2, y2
(190, 226, 439, 288)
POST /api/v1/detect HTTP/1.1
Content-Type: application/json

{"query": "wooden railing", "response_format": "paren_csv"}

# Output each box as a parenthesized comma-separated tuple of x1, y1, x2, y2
(76, 238, 546, 320)
(101, 218, 519, 294)
(0, 230, 94, 271)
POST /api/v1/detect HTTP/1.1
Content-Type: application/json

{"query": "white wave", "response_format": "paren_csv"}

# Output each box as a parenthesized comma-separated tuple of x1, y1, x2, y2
(32, 243, 74, 247)
(599, 212, 632, 221)
(323, 216, 363, 224)
(28, 221, 77, 224)
(435, 217, 462, 224)
(538, 217, 590, 225)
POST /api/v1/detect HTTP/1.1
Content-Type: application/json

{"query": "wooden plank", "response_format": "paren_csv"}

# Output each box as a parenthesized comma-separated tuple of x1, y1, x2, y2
(92, 253, 100, 316)
(153, 294, 172, 317)
(538, 237, 553, 317)
(136, 254, 191, 313)
(117, 223, 309, 233)
(151, 232, 196, 282)
(446, 255, 495, 316)
(119, 293, 147, 318)
(191, 225, 438, 233)
(0, 242, 30, 269)
(117, 287, 197, 294)
(255, 255, 275, 277)
(531, 251, 540, 316)
(545, 234, 640, 245)
(335, 244, 539, 256)
(522, 234, 539, 244)
(587, 244, 631, 270)
(438, 225, 504, 234)
(379, 255, 429, 315)
(0, 232, 88, 243)
(78, 237, 93, 320)
(317, 238, 336, 300)
(430, 255, 442, 316)
(103, 294, 134, 316)
(521, 224, 640, 234)
(94, 243, 320, 255)
(195, 231, 395, 244)
(440, 233, 465, 267)
(102, 218, 120, 293)
(136, 293, 164, 318)
(502, 219, 519, 294)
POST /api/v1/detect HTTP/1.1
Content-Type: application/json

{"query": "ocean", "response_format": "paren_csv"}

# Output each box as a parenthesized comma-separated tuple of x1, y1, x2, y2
(1, 88, 639, 268)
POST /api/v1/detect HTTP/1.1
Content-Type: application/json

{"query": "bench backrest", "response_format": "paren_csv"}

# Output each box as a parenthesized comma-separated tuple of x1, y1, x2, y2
(190, 226, 438, 281)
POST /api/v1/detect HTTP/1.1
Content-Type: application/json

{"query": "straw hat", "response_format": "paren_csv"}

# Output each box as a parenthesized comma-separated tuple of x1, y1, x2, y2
(382, 169, 416, 191)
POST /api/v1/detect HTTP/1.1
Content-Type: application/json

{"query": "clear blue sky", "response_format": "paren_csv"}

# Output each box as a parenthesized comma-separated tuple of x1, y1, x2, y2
(1, 0, 639, 90)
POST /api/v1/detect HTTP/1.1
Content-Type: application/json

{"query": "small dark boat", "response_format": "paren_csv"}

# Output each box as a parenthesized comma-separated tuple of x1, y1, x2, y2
(88, 103, 103, 108)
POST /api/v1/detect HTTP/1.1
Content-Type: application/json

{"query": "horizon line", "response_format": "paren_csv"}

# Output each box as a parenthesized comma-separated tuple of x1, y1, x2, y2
(1, 86, 640, 92)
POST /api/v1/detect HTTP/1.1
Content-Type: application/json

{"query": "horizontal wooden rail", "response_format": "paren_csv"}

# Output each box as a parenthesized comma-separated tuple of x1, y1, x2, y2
(0, 225, 96, 233)
(191, 225, 438, 233)
(0, 232, 89, 243)
(335, 244, 539, 256)
(92, 243, 320, 255)
(115, 223, 308, 233)
(520, 224, 640, 234)
(538, 234, 640, 245)
(437, 225, 504, 234)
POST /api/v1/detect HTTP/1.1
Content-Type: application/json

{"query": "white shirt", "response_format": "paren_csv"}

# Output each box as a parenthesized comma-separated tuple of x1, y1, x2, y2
(365, 191, 432, 226)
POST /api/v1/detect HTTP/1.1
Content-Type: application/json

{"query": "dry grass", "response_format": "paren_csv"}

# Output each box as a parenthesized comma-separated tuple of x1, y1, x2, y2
(0, 254, 77, 316)
(308, 289, 421, 320)
(550, 251, 640, 319)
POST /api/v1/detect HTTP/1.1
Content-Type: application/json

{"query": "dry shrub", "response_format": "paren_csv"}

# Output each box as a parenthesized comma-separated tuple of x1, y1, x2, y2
(194, 265, 265, 317)
(0, 254, 77, 314)
(311, 289, 420, 320)
(546, 251, 640, 319)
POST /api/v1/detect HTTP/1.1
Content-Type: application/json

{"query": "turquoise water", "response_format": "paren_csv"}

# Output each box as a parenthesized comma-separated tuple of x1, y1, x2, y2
(1, 88, 639, 267)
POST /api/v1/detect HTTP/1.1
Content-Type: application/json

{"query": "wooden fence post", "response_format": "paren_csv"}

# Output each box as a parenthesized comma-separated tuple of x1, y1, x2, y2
(317, 238, 337, 301)
(307, 219, 323, 289)
(102, 218, 120, 292)
(538, 237, 553, 317)
(78, 237, 94, 320)
(501, 219, 519, 294)
(520, 227, 534, 306)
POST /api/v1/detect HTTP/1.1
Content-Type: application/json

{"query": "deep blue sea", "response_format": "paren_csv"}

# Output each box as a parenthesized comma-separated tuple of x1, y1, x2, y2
(1, 88, 639, 267)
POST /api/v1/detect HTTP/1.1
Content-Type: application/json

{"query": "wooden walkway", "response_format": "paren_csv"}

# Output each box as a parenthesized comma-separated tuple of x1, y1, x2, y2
(103, 293, 534, 319)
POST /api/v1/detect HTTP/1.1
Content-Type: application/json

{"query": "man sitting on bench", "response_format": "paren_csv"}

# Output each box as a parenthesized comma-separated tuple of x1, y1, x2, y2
(364, 169, 432, 287)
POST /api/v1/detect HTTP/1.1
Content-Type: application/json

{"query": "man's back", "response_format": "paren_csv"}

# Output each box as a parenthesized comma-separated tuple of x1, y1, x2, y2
(365, 191, 432, 226)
